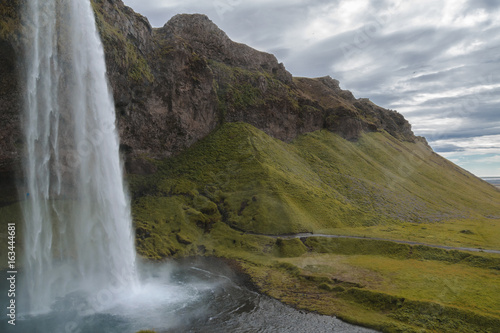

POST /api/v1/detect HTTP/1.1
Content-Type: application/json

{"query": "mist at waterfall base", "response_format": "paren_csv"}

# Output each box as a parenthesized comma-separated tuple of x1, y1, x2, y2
(8, 1, 378, 332)
(2, 258, 377, 333)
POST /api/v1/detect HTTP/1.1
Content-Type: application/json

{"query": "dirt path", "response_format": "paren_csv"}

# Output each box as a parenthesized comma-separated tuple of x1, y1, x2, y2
(251, 232, 500, 254)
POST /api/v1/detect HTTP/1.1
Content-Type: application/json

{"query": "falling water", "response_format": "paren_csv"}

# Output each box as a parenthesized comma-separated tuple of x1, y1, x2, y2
(21, 0, 137, 313)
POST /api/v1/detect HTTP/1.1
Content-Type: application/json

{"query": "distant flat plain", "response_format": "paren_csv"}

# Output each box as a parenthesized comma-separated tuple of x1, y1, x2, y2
(483, 177, 500, 189)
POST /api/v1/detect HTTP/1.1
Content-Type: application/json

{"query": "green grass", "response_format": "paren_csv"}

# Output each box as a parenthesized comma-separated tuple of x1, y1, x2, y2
(130, 122, 500, 242)
(241, 257, 500, 333)
(241, 240, 500, 333)
(4, 121, 499, 331)
(304, 237, 500, 269)
(292, 129, 499, 222)
(317, 218, 500, 250)
(126, 121, 500, 332)
(282, 252, 500, 316)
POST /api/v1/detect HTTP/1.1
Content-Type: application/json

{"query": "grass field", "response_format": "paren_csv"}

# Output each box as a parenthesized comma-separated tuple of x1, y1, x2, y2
(236, 236, 500, 332)
(316, 217, 500, 251)
(124, 122, 500, 332)
(3, 122, 500, 332)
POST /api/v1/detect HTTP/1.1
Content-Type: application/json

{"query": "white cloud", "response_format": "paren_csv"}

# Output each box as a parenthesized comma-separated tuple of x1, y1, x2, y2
(438, 151, 500, 177)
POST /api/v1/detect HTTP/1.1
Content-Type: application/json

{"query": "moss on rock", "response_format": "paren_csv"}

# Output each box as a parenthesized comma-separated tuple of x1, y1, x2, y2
(91, 0, 154, 84)
(0, 0, 21, 41)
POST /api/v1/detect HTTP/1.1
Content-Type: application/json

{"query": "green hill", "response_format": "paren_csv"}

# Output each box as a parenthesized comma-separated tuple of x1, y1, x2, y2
(127, 121, 500, 333)
(130, 121, 500, 257)
(2, 106, 498, 333)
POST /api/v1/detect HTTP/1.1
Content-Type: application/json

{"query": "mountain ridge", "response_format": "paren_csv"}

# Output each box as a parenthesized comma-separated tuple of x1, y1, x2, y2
(0, 0, 424, 181)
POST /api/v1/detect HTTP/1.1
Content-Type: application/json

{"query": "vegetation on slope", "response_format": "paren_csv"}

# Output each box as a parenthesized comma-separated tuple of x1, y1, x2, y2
(127, 121, 500, 332)
(91, 0, 154, 84)
(130, 122, 500, 255)
(1, 115, 498, 332)
(209, 59, 299, 119)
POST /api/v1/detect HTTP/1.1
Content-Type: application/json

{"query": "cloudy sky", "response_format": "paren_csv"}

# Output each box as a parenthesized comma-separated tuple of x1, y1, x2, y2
(122, 0, 500, 177)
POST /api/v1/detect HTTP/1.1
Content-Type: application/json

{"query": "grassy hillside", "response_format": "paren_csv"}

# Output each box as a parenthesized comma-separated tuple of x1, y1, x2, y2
(130, 122, 500, 257)
(127, 121, 500, 332)
(3, 121, 499, 332)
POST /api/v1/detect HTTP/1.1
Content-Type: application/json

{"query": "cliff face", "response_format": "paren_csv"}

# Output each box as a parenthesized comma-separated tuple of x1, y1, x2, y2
(91, 0, 420, 175)
(0, 0, 420, 183)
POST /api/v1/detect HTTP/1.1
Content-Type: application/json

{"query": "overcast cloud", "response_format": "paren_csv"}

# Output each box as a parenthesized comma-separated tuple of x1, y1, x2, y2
(122, 0, 500, 177)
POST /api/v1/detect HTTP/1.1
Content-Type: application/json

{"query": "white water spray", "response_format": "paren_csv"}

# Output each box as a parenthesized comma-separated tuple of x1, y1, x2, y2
(21, 0, 137, 313)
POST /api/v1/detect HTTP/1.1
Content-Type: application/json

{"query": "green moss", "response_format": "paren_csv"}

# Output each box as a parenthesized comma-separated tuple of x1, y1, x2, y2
(390, 298, 500, 332)
(331, 285, 346, 292)
(133, 196, 206, 259)
(208, 60, 299, 119)
(157, 178, 198, 197)
(230, 82, 263, 109)
(335, 287, 500, 332)
(343, 288, 405, 312)
(127, 121, 500, 332)
(318, 282, 333, 291)
(91, 0, 154, 84)
(130, 122, 500, 257)
(273, 238, 307, 257)
(304, 237, 500, 270)
(126, 42, 154, 83)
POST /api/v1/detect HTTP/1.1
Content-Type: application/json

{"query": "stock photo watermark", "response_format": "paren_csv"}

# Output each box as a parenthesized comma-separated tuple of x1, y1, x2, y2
(62, 267, 136, 333)
(6, 222, 17, 326)
(213, 0, 242, 20)
(425, 73, 495, 145)
(64, 120, 116, 169)
(340, 6, 396, 60)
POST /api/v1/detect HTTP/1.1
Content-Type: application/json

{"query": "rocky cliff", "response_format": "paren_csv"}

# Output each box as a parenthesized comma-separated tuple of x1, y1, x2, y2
(96, 4, 420, 171)
(0, 0, 420, 196)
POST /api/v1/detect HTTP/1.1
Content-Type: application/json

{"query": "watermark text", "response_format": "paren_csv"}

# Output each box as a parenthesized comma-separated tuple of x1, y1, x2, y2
(6, 222, 17, 326)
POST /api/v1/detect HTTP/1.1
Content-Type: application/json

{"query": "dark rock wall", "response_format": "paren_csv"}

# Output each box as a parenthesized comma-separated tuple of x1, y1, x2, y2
(0, 0, 23, 202)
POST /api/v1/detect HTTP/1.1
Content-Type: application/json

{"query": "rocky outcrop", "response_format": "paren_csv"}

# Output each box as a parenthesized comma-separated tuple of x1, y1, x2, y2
(295, 76, 418, 142)
(0, 0, 421, 182)
(162, 14, 292, 84)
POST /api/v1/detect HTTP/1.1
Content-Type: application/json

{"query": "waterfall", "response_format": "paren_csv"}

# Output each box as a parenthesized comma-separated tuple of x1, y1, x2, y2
(21, 0, 137, 313)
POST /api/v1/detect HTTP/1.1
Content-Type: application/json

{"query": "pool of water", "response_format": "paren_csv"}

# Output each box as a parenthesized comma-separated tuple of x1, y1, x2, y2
(1, 258, 377, 333)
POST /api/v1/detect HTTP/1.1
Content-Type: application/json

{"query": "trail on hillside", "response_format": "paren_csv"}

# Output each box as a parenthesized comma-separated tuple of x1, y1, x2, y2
(245, 232, 500, 254)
